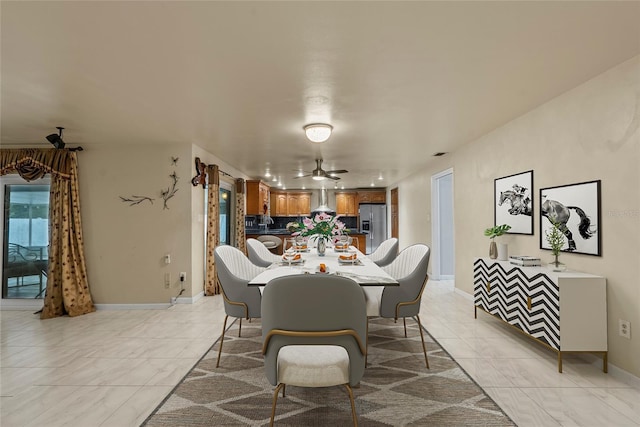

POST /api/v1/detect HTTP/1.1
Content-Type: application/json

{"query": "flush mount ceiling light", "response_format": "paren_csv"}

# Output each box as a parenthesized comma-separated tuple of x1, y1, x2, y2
(304, 123, 333, 143)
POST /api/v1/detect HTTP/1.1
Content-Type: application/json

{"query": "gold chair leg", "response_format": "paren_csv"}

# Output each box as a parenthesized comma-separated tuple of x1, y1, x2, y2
(270, 383, 285, 427)
(344, 384, 358, 427)
(282, 384, 286, 397)
(216, 315, 229, 368)
(238, 317, 242, 337)
(403, 317, 407, 337)
(365, 318, 369, 367)
(415, 315, 429, 369)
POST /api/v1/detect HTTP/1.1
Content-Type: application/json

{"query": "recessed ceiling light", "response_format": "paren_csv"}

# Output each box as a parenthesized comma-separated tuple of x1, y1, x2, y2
(277, 182, 282, 187)
(265, 171, 271, 178)
(282, 186, 286, 190)
(272, 177, 277, 182)
(370, 182, 375, 187)
(297, 171, 304, 177)
(302, 186, 306, 190)
(341, 185, 345, 190)
(378, 174, 383, 180)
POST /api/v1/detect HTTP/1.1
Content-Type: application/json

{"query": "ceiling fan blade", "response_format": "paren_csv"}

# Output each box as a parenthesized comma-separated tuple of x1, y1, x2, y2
(294, 174, 312, 179)
(326, 175, 341, 180)
(325, 169, 348, 174)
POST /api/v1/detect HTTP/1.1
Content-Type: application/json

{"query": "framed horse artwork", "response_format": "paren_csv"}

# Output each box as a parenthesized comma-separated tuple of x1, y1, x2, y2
(540, 180, 601, 256)
(494, 170, 534, 235)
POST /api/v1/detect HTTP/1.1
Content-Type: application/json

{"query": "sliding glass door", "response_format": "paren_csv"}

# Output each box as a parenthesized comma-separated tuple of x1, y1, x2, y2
(2, 178, 50, 299)
(219, 187, 232, 246)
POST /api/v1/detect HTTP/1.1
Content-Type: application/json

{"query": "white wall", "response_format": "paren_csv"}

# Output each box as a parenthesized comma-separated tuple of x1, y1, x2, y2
(395, 56, 640, 377)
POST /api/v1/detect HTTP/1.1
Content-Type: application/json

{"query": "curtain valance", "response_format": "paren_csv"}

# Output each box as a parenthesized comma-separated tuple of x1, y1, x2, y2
(0, 148, 73, 180)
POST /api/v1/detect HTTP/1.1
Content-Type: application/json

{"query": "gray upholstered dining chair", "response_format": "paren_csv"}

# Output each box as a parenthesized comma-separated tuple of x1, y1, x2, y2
(262, 274, 367, 427)
(363, 243, 431, 368)
(256, 235, 282, 253)
(214, 245, 266, 368)
(246, 238, 281, 267)
(368, 237, 399, 267)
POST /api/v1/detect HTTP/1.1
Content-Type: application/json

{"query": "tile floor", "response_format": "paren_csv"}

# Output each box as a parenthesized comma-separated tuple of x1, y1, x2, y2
(1, 280, 639, 426)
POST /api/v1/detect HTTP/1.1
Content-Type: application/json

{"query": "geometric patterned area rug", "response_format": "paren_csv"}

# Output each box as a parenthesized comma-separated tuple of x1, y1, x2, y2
(143, 317, 515, 426)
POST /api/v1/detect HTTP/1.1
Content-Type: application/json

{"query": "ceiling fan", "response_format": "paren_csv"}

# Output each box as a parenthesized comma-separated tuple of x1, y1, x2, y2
(295, 159, 348, 181)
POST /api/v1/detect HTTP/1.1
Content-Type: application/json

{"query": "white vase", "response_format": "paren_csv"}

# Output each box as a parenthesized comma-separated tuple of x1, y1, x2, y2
(317, 237, 326, 256)
(497, 243, 508, 261)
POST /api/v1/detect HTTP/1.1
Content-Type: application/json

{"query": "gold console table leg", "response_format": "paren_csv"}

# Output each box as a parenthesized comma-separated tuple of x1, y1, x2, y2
(557, 351, 563, 373)
(603, 351, 608, 373)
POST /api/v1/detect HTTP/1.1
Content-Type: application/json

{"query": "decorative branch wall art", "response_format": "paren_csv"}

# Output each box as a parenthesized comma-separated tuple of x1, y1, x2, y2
(119, 195, 154, 206)
(540, 180, 601, 256)
(119, 156, 180, 210)
(161, 171, 179, 210)
(494, 170, 534, 235)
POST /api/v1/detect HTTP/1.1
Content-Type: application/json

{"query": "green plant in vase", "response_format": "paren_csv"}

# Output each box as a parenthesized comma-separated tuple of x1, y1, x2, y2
(545, 220, 566, 271)
(484, 224, 511, 259)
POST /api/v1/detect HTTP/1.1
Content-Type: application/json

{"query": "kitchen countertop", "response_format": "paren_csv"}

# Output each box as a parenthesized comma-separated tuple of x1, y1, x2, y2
(246, 229, 365, 235)
(246, 229, 291, 235)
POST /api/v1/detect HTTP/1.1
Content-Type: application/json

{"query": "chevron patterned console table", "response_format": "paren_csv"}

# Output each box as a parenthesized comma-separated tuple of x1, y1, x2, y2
(473, 258, 607, 373)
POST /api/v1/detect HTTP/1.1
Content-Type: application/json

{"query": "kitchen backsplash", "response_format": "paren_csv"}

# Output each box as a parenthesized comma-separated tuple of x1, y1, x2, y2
(245, 215, 357, 231)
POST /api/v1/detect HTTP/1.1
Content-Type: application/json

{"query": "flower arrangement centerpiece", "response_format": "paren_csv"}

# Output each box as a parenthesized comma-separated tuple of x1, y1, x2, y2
(286, 213, 349, 255)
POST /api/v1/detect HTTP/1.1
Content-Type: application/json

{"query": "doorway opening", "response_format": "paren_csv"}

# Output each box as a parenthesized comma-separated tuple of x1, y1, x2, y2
(431, 168, 455, 280)
(1, 176, 50, 299)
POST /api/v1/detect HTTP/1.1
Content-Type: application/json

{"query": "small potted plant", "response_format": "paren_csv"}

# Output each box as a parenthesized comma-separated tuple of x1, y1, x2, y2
(484, 224, 511, 259)
(546, 220, 567, 271)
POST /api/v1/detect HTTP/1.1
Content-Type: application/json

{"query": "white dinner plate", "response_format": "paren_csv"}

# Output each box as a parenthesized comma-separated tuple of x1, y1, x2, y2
(280, 258, 304, 265)
(338, 257, 362, 265)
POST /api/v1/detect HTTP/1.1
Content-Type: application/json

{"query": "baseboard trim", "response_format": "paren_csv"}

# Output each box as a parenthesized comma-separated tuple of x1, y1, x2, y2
(94, 303, 171, 310)
(577, 353, 640, 388)
(175, 291, 204, 304)
(454, 287, 474, 301)
(95, 291, 206, 310)
(0, 299, 44, 311)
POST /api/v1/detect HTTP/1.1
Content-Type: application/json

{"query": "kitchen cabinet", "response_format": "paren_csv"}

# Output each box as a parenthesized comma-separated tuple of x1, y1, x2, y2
(246, 180, 270, 215)
(357, 190, 386, 204)
(270, 191, 311, 216)
(351, 234, 366, 252)
(297, 193, 311, 215)
(336, 192, 357, 216)
(270, 192, 289, 216)
(473, 258, 607, 373)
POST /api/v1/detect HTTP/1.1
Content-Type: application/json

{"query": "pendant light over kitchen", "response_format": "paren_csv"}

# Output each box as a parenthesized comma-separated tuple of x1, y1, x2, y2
(304, 123, 333, 143)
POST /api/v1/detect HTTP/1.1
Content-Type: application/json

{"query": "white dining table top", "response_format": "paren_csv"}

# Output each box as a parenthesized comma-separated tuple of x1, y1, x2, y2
(248, 246, 398, 286)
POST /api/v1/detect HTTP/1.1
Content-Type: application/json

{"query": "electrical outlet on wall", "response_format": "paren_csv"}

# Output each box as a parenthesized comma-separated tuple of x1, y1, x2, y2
(619, 319, 631, 339)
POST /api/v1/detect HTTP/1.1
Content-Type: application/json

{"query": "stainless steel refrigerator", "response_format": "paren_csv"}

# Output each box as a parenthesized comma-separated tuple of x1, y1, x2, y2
(359, 204, 387, 254)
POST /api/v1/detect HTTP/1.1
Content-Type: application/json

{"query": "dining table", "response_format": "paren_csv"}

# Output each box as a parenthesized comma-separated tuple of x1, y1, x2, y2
(248, 245, 398, 287)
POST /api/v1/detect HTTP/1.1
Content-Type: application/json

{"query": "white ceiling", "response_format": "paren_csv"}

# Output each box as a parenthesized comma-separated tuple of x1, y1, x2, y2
(2, 1, 639, 190)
